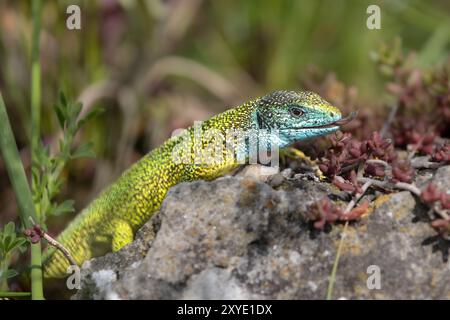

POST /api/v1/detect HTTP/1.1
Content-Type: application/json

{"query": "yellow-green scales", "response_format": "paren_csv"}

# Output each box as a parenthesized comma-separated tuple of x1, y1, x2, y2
(44, 91, 344, 278)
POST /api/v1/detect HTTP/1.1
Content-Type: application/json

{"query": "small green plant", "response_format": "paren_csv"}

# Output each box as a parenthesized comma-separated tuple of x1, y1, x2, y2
(0, 222, 27, 291)
(0, 92, 41, 298)
(0, 91, 101, 299)
(0, 0, 99, 297)
(32, 92, 101, 225)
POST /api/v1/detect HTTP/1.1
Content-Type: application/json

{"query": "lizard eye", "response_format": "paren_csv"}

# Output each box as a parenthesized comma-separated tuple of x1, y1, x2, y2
(289, 107, 304, 118)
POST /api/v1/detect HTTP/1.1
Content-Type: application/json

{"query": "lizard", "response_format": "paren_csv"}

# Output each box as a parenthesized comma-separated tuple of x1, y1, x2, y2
(43, 90, 354, 278)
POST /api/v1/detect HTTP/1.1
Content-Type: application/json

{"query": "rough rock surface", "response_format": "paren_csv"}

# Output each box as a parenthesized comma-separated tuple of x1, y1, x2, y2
(72, 165, 450, 300)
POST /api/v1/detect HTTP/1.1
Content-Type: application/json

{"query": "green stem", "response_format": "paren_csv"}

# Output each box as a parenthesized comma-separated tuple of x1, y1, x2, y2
(0, 93, 44, 300)
(0, 292, 31, 298)
(31, 0, 42, 172)
(0, 259, 8, 291)
(29, 0, 44, 300)
(326, 221, 348, 300)
(30, 243, 44, 299)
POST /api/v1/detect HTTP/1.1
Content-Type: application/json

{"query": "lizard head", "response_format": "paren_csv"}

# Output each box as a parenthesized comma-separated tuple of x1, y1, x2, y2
(253, 90, 354, 148)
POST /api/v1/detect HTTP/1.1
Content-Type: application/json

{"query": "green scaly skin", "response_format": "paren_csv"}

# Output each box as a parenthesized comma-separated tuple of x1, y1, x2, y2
(43, 90, 344, 278)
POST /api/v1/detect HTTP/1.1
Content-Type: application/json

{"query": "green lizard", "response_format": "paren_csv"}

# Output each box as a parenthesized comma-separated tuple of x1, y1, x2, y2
(43, 90, 353, 278)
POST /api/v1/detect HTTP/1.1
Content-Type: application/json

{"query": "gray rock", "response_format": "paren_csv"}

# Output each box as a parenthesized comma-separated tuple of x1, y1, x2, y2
(433, 165, 450, 192)
(72, 165, 450, 300)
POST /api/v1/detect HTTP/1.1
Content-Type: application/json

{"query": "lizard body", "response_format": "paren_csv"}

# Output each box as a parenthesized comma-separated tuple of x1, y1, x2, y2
(43, 90, 346, 278)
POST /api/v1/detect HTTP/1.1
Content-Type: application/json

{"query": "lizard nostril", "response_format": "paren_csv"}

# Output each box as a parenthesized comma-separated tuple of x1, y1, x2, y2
(329, 112, 334, 117)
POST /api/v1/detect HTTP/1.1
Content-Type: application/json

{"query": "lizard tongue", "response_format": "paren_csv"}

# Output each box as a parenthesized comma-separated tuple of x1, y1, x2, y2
(334, 111, 358, 126)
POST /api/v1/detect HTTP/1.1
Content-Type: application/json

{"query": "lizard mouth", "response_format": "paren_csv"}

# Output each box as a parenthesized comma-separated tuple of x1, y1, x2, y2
(292, 111, 358, 130)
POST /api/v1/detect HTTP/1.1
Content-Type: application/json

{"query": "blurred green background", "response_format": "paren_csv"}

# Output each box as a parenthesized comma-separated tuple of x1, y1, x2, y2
(1, 0, 450, 229)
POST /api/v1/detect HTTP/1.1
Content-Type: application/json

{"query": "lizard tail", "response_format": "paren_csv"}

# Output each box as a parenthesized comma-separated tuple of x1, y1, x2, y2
(42, 247, 71, 278)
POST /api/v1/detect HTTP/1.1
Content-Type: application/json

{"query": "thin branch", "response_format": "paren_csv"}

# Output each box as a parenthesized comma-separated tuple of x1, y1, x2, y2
(344, 180, 372, 213)
(27, 217, 77, 268)
(42, 233, 77, 267)
(380, 104, 398, 139)
(394, 182, 421, 197)
(410, 156, 446, 169)
(358, 172, 450, 222)
(365, 159, 389, 167)
(357, 177, 421, 196)
(432, 203, 450, 220)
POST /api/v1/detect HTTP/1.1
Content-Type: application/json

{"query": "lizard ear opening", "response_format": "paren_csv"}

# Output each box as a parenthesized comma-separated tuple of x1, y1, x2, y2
(256, 112, 264, 129)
